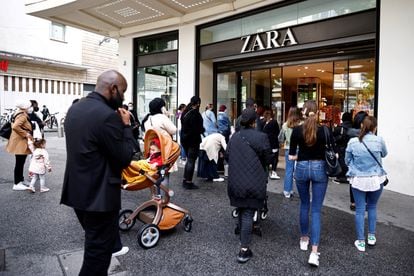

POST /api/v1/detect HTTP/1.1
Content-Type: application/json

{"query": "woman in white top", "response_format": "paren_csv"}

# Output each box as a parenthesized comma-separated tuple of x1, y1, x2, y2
(141, 98, 177, 189)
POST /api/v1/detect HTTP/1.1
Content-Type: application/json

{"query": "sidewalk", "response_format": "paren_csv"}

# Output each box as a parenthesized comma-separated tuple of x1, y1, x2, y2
(0, 135, 413, 275)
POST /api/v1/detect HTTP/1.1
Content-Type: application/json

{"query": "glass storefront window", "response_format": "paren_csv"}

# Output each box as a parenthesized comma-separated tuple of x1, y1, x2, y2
(217, 72, 237, 124)
(200, 0, 376, 45)
(240, 71, 251, 110)
(271, 68, 283, 124)
(137, 33, 178, 55)
(348, 59, 375, 117)
(137, 64, 177, 123)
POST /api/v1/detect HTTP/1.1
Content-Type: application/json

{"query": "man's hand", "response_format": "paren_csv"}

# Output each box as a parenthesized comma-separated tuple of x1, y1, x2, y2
(117, 108, 131, 126)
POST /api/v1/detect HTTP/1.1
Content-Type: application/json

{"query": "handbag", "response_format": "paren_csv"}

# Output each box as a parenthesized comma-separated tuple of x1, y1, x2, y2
(0, 112, 24, 139)
(361, 141, 388, 186)
(323, 126, 342, 177)
(0, 121, 12, 139)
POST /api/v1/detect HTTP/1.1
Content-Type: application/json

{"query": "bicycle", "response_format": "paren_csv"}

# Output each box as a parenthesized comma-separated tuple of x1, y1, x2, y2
(0, 108, 16, 127)
(43, 112, 59, 129)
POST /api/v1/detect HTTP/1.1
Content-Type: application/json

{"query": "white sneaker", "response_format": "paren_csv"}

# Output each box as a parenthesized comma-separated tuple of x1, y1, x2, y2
(27, 186, 35, 193)
(354, 240, 366, 252)
(13, 182, 28, 191)
(308, 252, 320, 267)
(112, 246, 129, 257)
(367, 234, 376, 246)
(213, 177, 224, 182)
(40, 187, 50, 193)
(300, 238, 309, 251)
(283, 191, 291, 198)
(270, 171, 280, 180)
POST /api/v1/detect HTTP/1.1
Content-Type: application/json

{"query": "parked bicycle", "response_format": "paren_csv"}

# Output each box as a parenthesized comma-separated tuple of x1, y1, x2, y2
(0, 108, 16, 128)
(43, 112, 59, 129)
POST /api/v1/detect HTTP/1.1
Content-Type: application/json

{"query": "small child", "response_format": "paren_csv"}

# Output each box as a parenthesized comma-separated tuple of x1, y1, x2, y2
(27, 138, 52, 193)
(122, 138, 162, 187)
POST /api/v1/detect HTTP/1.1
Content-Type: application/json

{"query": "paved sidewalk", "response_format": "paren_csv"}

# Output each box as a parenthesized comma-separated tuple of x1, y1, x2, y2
(0, 135, 413, 275)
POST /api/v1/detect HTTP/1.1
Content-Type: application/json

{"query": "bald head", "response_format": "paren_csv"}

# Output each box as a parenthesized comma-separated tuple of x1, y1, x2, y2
(95, 70, 127, 108)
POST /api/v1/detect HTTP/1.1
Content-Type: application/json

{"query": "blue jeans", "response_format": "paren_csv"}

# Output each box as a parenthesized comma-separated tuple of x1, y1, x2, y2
(284, 149, 295, 193)
(294, 160, 328, 246)
(352, 186, 383, 240)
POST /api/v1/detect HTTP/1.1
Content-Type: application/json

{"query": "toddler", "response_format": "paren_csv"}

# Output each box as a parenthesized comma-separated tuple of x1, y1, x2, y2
(122, 138, 162, 187)
(27, 138, 52, 193)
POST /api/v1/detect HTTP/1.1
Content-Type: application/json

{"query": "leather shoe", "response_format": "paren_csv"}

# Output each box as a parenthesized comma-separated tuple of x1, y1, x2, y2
(182, 182, 199, 190)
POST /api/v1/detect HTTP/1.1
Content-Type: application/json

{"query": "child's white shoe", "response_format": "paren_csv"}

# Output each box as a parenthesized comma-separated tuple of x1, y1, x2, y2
(40, 187, 50, 193)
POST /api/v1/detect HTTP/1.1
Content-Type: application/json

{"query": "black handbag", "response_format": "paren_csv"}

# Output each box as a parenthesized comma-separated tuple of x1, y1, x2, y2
(0, 121, 12, 139)
(361, 141, 388, 186)
(323, 126, 342, 177)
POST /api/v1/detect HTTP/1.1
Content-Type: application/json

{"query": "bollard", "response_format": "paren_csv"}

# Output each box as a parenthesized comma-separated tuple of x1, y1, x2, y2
(57, 126, 64, 138)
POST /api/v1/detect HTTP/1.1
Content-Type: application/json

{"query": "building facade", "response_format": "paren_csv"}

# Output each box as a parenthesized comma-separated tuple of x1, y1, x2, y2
(0, 0, 119, 118)
(25, 0, 414, 196)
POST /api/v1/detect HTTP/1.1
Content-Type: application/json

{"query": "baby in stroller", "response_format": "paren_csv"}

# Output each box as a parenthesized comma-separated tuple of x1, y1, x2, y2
(118, 129, 193, 249)
(121, 137, 162, 190)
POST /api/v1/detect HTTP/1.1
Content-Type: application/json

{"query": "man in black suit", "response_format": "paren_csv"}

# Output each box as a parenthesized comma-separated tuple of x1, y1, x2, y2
(61, 70, 138, 275)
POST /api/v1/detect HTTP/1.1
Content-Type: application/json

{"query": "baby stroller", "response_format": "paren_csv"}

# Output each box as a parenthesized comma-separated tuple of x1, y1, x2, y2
(118, 129, 193, 249)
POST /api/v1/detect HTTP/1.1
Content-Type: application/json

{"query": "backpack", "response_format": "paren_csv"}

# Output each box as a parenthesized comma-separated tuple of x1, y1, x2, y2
(0, 112, 24, 139)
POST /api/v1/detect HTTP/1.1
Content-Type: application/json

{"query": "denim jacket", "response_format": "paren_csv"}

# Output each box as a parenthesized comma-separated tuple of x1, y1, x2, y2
(345, 132, 388, 177)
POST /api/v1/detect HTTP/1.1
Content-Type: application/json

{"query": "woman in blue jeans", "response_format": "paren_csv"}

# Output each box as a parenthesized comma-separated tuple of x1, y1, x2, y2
(281, 106, 302, 198)
(345, 116, 387, 252)
(289, 100, 334, 267)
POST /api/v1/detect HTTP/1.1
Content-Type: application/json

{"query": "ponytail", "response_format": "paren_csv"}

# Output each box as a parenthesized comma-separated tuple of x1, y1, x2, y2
(301, 100, 318, 146)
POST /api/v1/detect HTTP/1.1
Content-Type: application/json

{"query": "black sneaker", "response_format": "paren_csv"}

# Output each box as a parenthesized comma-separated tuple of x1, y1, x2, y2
(182, 182, 199, 190)
(237, 248, 253, 263)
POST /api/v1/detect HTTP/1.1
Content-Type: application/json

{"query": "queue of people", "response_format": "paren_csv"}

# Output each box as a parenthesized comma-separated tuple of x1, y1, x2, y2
(3, 68, 388, 274)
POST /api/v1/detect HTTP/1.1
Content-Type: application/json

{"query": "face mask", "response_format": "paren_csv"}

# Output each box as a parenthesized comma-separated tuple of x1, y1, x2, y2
(128, 105, 133, 111)
(108, 87, 124, 110)
(27, 107, 34, 114)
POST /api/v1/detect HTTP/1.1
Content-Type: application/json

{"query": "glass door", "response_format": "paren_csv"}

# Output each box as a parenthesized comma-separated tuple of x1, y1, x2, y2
(217, 72, 237, 125)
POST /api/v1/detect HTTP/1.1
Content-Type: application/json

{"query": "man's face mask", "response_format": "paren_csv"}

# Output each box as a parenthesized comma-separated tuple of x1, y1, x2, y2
(108, 86, 124, 110)
(128, 105, 133, 111)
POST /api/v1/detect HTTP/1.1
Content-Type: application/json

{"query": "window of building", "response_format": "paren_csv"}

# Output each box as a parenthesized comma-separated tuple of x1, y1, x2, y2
(57, 81, 60, 94)
(26, 78, 30, 92)
(12, 76, 15, 91)
(78, 83, 81, 95)
(50, 22, 66, 42)
(137, 32, 178, 55)
(39, 79, 43, 93)
(18, 77, 22, 92)
(51, 80, 54, 94)
(45, 80, 49, 93)
(32, 78, 36, 92)
(137, 64, 177, 122)
(4, 76, 8, 91)
(62, 81, 65, 94)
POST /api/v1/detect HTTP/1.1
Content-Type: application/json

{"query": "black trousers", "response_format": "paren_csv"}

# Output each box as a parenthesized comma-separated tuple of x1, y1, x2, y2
(238, 208, 255, 248)
(75, 209, 119, 276)
(14, 154, 27, 184)
(183, 144, 199, 182)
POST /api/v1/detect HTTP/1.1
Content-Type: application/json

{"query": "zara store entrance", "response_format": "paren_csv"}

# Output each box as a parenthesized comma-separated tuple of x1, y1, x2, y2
(216, 57, 376, 127)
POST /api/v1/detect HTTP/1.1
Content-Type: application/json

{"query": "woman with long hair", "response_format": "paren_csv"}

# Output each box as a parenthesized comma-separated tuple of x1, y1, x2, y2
(281, 106, 302, 198)
(289, 100, 334, 267)
(345, 116, 387, 252)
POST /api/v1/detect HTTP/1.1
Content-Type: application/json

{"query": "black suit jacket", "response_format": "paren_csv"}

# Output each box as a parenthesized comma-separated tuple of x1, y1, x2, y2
(61, 92, 138, 212)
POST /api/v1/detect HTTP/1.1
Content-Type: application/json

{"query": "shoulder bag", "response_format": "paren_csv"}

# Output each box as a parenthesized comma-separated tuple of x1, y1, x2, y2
(361, 141, 388, 186)
(0, 112, 24, 139)
(323, 126, 342, 177)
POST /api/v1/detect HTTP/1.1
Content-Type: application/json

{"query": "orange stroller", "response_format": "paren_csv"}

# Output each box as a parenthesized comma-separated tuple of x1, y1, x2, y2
(118, 129, 193, 249)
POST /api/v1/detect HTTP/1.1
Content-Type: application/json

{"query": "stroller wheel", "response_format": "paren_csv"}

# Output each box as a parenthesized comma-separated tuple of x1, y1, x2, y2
(183, 215, 193, 232)
(260, 211, 268, 220)
(137, 224, 160, 249)
(231, 208, 239, 218)
(118, 209, 135, 232)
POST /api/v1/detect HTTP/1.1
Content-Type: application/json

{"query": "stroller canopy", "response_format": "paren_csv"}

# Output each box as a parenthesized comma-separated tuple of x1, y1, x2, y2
(144, 129, 180, 170)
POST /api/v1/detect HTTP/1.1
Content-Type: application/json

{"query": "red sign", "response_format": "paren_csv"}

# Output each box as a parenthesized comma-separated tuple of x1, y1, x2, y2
(0, 60, 9, 72)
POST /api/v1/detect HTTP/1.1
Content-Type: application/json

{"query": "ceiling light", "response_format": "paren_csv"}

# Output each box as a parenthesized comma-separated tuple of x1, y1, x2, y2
(321, 70, 325, 72)
(304, 66, 308, 69)
(337, 51, 345, 54)
(264, 60, 269, 63)
(316, 69, 322, 72)
(349, 65, 363, 69)
(297, 68, 301, 71)
(303, 73, 306, 75)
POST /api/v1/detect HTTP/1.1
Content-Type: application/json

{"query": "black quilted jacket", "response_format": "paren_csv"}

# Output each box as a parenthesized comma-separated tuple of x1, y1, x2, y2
(226, 128, 272, 209)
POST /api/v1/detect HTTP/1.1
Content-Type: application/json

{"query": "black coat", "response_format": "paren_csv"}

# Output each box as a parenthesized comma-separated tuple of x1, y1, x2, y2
(61, 92, 138, 212)
(262, 119, 280, 149)
(180, 108, 204, 148)
(226, 128, 272, 209)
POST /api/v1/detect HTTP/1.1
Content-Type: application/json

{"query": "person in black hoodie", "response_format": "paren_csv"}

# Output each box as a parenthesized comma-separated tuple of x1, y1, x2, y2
(332, 112, 353, 184)
(226, 108, 272, 263)
(180, 96, 204, 189)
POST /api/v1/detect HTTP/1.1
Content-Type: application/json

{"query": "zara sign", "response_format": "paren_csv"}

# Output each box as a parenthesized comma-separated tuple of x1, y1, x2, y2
(240, 28, 298, 53)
